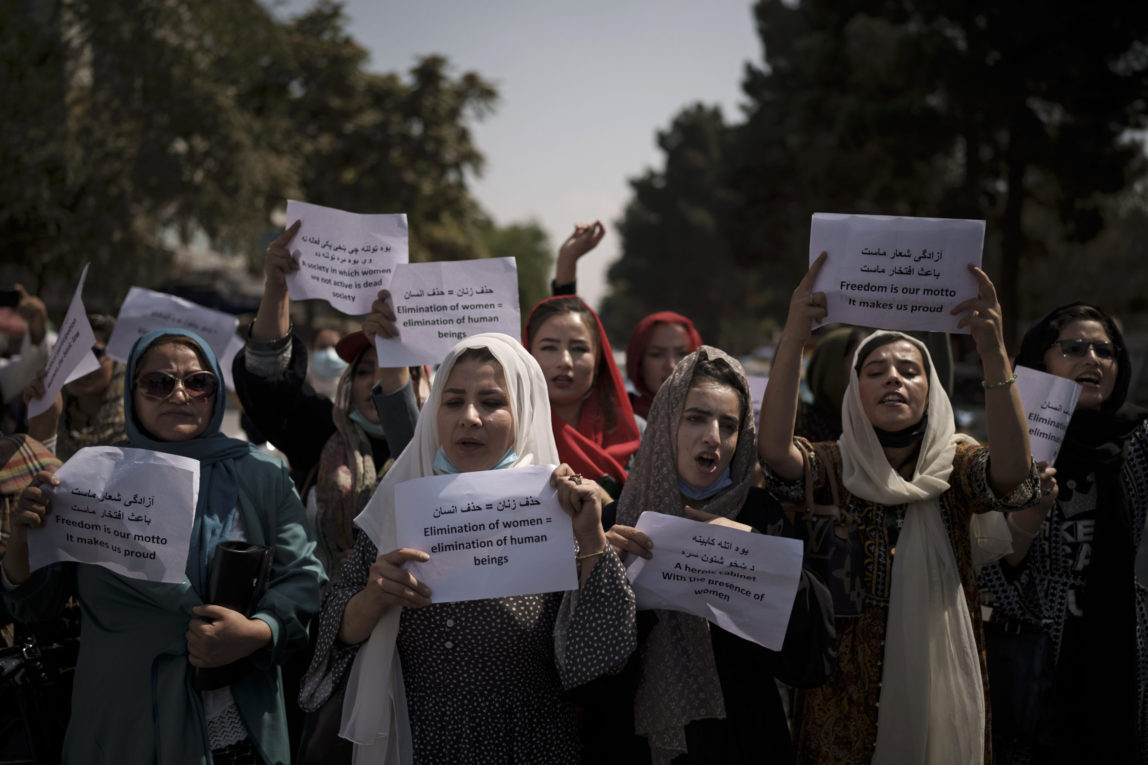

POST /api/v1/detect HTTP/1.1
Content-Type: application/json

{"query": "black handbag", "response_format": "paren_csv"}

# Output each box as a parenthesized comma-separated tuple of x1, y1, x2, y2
(295, 671, 352, 765)
(983, 619, 1056, 748)
(0, 634, 79, 764)
(191, 541, 274, 691)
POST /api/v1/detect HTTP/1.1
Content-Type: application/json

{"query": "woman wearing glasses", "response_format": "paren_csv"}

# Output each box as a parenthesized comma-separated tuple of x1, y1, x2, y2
(5, 330, 324, 764)
(979, 304, 1148, 764)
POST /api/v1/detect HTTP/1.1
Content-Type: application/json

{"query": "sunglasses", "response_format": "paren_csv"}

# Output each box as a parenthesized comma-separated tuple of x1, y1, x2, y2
(1050, 339, 1115, 361)
(136, 371, 219, 401)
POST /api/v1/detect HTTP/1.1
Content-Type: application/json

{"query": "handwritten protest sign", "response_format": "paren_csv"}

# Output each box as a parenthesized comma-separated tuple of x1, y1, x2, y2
(809, 213, 985, 333)
(106, 287, 240, 365)
(625, 512, 803, 649)
(28, 264, 100, 418)
(1015, 365, 1082, 465)
(28, 446, 200, 584)
(392, 465, 577, 603)
(374, 257, 520, 367)
(283, 200, 408, 314)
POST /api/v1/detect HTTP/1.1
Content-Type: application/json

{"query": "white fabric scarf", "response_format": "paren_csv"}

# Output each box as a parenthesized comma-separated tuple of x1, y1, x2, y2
(340, 333, 561, 765)
(839, 331, 984, 765)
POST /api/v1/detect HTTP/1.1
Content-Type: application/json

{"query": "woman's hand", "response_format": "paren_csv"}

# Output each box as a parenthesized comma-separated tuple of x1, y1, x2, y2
(606, 524, 653, 560)
(4, 468, 59, 586)
(362, 289, 399, 341)
(684, 505, 753, 533)
(363, 548, 433, 610)
(551, 464, 607, 549)
(783, 251, 829, 345)
(264, 220, 302, 292)
(186, 605, 273, 668)
(555, 221, 605, 286)
(252, 220, 301, 342)
(951, 265, 1006, 358)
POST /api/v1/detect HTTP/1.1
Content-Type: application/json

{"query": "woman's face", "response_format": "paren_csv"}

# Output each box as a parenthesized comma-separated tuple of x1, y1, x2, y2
(352, 348, 380, 423)
(857, 340, 929, 432)
(1043, 319, 1118, 411)
(642, 323, 692, 395)
(676, 381, 741, 490)
(436, 358, 515, 472)
(133, 342, 215, 442)
(529, 313, 598, 409)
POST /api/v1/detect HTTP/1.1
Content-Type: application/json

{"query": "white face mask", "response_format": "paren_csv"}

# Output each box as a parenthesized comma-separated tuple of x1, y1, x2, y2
(310, 347, 347, 380)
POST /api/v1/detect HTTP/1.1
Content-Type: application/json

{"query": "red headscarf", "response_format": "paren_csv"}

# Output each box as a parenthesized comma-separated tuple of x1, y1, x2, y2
(624, 311, 703, 419)
(524, 296, 641, 485)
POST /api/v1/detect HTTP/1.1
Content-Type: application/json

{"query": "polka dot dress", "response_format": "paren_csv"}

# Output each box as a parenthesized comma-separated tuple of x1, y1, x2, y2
(301, 530, 637, 764)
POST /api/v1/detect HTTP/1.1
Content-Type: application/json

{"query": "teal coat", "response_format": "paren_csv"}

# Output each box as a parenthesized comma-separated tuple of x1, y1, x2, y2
(5, 449, 324, 764)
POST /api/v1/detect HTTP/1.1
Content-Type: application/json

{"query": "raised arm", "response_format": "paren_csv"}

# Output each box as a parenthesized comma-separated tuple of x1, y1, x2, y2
(553, 221, 605, 293)
(758, 253, 828, 481)
(952, 265, 1031, 495)
(252, 220, 301, 342)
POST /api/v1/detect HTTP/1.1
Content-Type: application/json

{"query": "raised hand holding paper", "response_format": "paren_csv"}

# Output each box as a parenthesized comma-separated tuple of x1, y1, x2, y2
(283, 199, 408, 314)
(106, 287, 240, 368)
(625, 511, 802, 650)
(28, 264, 100, 417)
(1015, 365, 1082, 465)
(375, 257, 520, 366)
(27, 446, 200, 584)
(391, 464, 577, 603)
(809, 213, 984, 333)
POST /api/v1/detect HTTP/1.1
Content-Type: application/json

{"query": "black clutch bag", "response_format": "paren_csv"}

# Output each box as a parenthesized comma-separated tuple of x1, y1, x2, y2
(191, 541, 275, 691)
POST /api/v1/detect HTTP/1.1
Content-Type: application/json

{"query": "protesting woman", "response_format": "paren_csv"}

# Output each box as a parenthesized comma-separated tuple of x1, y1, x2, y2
(758, 254, 1038, 764)
(979, 302, 1148, 763)
(525, 296, 642, 501)
(5, 330, 324, 763)
(604, 345, 835, 763)
(299, 333, 636, 763)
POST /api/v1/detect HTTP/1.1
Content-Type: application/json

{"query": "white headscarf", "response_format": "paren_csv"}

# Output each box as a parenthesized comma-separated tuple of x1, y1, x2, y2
(839, 331, 985, 765)
(340, 333, 560, 765)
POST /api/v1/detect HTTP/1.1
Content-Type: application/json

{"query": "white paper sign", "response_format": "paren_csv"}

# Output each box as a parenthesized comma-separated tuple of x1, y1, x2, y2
(392, 464, 577, 603)
(283, 200, 408, 314)
(29, 264, 100, 417)
(106, 286, 240, 365)
(1015, 365, 1082, 465)
(218, 333, 244, 393)
(809, 213, 985, 334)
(625, 511, 803, 650)
(375, 257, 521, 367)
(746, 374, 768, 435)
(28, 446, 200, 584)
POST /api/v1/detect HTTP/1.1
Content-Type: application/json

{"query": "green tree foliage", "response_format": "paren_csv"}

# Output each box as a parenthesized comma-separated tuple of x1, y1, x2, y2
(477, 219, 553, 318)
(606, 0, 1148, 348)
(0, 0, 501, 314)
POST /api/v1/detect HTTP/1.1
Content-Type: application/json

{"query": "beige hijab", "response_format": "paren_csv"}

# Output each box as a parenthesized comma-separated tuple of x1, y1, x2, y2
(840, 331, 985, 765)
(615, 346, 758, 764)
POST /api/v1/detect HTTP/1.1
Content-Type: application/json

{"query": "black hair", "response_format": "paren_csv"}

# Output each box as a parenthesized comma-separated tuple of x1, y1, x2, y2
(690, 357, 749, 424)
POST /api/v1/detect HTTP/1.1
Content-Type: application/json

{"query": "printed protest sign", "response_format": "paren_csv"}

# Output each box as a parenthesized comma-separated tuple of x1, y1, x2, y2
(106, 287, 239, 365)
(28, 264, 100, 417)
(374, 257, 520, 366)
(1015, 365, 1082, 465)
(809, 213, 985, 333)
(625, 512, 803, 650)
(392, 465, 577, 603)
(29, 446, 199, 584)
(283, 200, 409, 314)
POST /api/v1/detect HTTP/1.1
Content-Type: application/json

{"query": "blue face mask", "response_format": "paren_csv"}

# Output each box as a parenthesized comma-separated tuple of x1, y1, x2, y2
(311, 347, 348, 380)
(677, 468, 734, 501)
(349, 409, 387, 439)
(433, 446, 518, 474)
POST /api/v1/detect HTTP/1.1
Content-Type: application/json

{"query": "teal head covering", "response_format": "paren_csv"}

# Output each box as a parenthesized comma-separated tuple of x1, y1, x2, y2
(124, 329, 252, 595)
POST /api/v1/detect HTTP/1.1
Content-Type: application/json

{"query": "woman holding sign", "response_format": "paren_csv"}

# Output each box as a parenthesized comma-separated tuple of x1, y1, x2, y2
(5, 329, 324, 764)
(299, 332, 636, 763)
(524, 296, 642, 502)
(758, 254, 1039, 764)
(978, 303, 1148, 764)
(601, 346, 835, 764)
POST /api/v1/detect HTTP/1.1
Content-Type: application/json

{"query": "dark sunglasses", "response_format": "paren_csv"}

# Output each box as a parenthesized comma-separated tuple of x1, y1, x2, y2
(136, 371, 219, 401)
(1050, 339, 1115, 361)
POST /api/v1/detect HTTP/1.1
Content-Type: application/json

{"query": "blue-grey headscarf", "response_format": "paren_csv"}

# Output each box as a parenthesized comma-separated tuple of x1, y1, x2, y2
(124, 329, 252, 596)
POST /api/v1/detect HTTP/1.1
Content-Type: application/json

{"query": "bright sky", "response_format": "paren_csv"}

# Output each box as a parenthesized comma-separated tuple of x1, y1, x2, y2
(275, 0, 762, 311)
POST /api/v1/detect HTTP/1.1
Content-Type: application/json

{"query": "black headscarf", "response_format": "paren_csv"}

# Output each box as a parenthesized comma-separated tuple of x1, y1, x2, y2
(1016, 303, 1144, 756)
